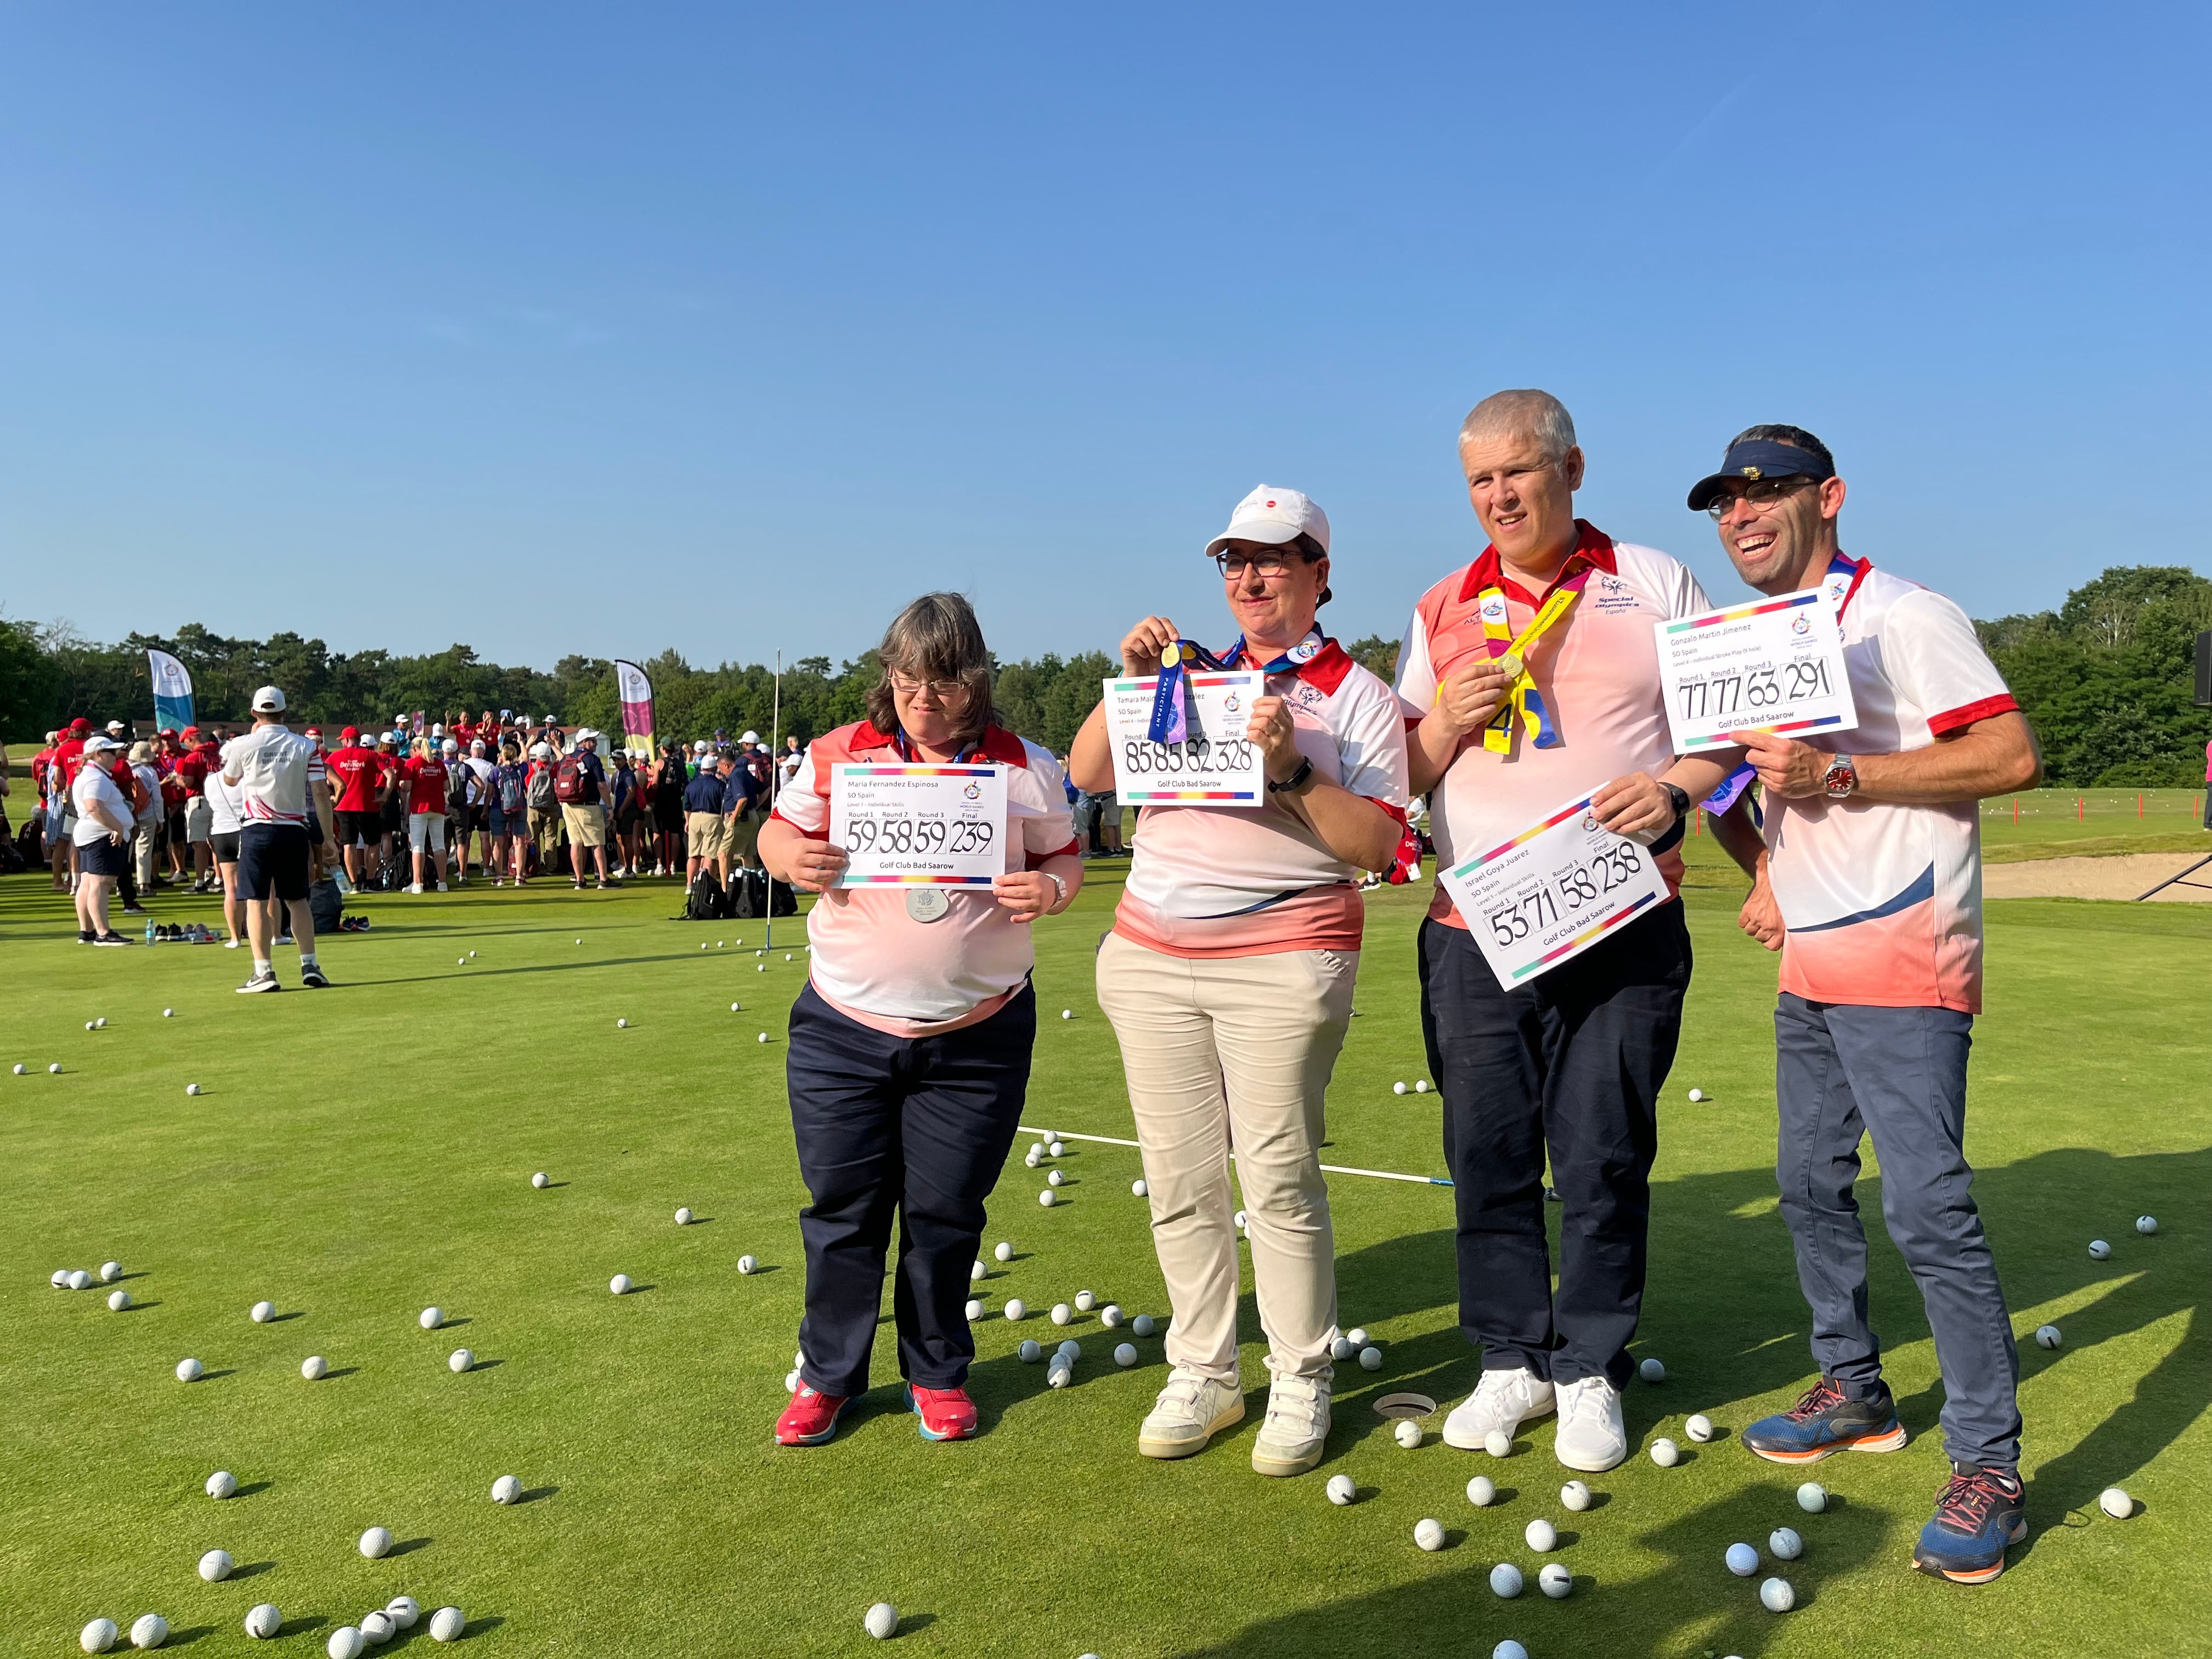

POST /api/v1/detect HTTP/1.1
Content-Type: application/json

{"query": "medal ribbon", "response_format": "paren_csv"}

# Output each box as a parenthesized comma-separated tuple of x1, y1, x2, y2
(1475, 567, 1594, 754)
(1147, 629, 1324, 744)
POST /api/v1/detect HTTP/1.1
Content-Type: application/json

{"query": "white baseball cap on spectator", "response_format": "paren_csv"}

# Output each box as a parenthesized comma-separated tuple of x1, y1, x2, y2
(740, 730, 761, 746)
(105, 719, 127, 735)
(470, 738, 486, 755)
(693, 740, 710, 754)
(531, 742, 551, 759)
(441, 738, 459, 755)
(1203, 484, 1331, 558)
(83, 733, 122, 755)
(252, 685, 287, 713)
(431, 723, 445, 737)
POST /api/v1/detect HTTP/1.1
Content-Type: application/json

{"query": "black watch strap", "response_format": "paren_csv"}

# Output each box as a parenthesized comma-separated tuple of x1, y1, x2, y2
(1661, 782, 1690, 820)
(1268, 757, 1315, 795)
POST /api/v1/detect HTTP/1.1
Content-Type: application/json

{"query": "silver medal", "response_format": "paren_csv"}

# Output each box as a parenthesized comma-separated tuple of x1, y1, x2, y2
(905, 887, 952, 923)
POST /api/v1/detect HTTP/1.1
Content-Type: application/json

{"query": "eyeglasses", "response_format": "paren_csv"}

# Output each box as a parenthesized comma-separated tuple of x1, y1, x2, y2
(1705, 476, 1819, 521)
(889, 674, 972, 702)
(1211, 549, 1311, 579)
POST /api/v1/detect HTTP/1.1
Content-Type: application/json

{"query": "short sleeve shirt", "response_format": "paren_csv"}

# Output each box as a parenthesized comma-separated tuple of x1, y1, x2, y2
(328, 745, 384, 812)
(221, 725, 315, 826)
(1761, 560, 2019, 1014)
(1395, 523, 1712, 928)
(400, 757, 449, 816)
(71, 764, 129, 844)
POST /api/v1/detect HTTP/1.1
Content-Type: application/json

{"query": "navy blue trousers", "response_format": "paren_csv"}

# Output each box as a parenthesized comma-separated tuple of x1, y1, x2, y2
(1420, 903, 1690, 1390)
(787, 980, 1034, 1397)
(1774, 993, 2021, 1468)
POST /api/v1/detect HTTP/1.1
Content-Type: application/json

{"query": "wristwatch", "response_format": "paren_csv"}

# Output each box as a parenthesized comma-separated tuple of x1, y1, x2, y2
(1043, 871, 1068, 911)
(1660, 782, 1690, 822)
(1268, 757, 1316, 795)
(1822, 753, 1859, 800)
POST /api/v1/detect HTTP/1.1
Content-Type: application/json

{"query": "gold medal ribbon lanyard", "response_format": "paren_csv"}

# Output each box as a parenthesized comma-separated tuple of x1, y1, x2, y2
(1474, 566, 1594, 754)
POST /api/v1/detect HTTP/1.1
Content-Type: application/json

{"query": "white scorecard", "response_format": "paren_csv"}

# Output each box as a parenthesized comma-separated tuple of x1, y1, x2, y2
(1438, 790, 1670, 989)
(1101, 670, 1267, 807)
(1654, 587, 1858, 753)
(830, 763, 1008, 887)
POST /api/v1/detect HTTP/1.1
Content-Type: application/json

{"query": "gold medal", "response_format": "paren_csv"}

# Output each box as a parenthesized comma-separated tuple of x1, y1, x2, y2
(1160, 644, 1181, 671)
(1496, 650, 1523, 680)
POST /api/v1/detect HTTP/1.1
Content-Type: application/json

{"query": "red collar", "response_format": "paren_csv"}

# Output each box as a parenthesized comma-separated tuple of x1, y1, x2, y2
(1240, 637, 1357, 696)
(1830, 554, 1872, 619)
(1457, 520, 1617, 608)
(849, 721, 1031, 769)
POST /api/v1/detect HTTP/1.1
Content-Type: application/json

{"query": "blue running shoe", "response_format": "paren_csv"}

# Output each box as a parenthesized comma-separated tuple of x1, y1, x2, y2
(1742, 1376, 1906, 1464)
(1912, 1463, 2025, 1584)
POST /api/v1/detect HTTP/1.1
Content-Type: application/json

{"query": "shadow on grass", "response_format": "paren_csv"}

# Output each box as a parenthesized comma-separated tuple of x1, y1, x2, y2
(164, 1627, 217, 1647)
(268, 1310, 306, 1322)
(320, 1367, 360, 1381)
(516, 1485, 558, 1504)
(388, 1536, 432, 1557)
(233, 1482, 273, 1499)
(231, 1560, 276, 1579)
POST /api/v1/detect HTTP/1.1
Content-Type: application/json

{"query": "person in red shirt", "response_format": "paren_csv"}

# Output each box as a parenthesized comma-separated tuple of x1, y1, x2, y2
(326, 726, 386, 888)
(49, 718, 93, 887)
(32, 732, 67, 889)
(397, 738, 452, 893)
(172, 726, 222, 891)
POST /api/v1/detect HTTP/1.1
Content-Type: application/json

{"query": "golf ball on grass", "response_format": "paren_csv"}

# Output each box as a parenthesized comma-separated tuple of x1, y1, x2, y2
(428, 1606, 465, 1642)
(994, 1241, 1013, 1262)
(99, 1261, 122, 1282)
(109, 1290, 132, 1311)
(1649, 1437, 1680, 1466)
(1395, 1419, 1423, 1449)
(1488, 1562, 1523, 1597)
(1024, 1148, 1042, 1169)
(1329, 1336, 1351, 1360)
(1359, 1346, 1384, 1372)
(1467, 1476, 1497, 1506)
(2137, 1215, 2158, 1234)
(1560, 1480, 1590, 1511)
(301, 1355, 328, 1380)
(1688, 1087, 1705, 1102)
(359, 1612, 395, 1645)
(758, 1032, 768, 1042)
(1115, 1342, 1138, 1368)
(2035, 1324, 2061, 1348)
(532, 1172, 549, 1188)
(1047, 1169, 1065, 1187)
(385, 1599, 419, 1630)
(1725, 1542, 1759, 1576)
(1057, 1339, 1081, 1361)
(1061, 1009, 1072, 1019)
(738, 1255, 758, 1274)
(329, 1627, 365, 1659)
(1345, 1327, 1368, 1346)
(1483, 1429, 1511, 1458)
(359, 1526, 392, 1559)
(2100, 1487, 2135, 1518)
(1131, 1178, 1148, 1197)
(676, 1207, 693, 1226)
(1049, 1141, 1066, 1157)
(420, 1307, 443, 1330)
(1132, 1314, 1156, 1337)
(251, 1300, 275, 1323)
(1413, 1518, 1446, 1551)
(244, 1604, 283, 1639)
(2089, 1239, 2111, 1260)
(1005, 1298, 1028, 1320)
(1686, 1413, 1716, 1442)
(449, 1348, 475, 1373)
(130, 1615, 169, 1650)
(616, 1018, 628, 1029)
(1393, 1081, 1407, 1095)
(176, 1358, 203, 1383)
(1525, 1518, 1557, 1551)
(186, 1083, 200, 1097)
(864, 1602, 898, 1640)
(1538, 1562, 1573, 1599)
(493, 1475, 522, 1504)
(970, 1259, 986, 1280)
(199, 1549, 234, 1582)
(163, 1008, 173, 1018)
(206, 1470, 236, 1499)
(1769, 1526, 1803, 1560)
(1019, 1340, 1042, 1363)
(50, 1063, 61, 1073)
(86, 1021, 95, 1031)
(1638, 1356, 1666, 1383)
(1796, 1481, 1827, 1513)
(1234, 1209, 1248, 1229)
(1074, 1289, 1094, 1311)
(784, 1369, 802, 1391)
(69, 1269, 93, 1290)
(731, 1002, 742, 1012)
(1039, 1189, 1056, 1207)
(1327, 1474, 1356, 1504)
(10, 1064, 21, 1075)
(610, 1274, 632, 1295)
(1051, 1302, 1073, 1325)
(1047, 1362, 1072, 1389)
(50, 1268, 69, 1287)
(964, 1299, 985, 1321)
(81, 1620, 118, 1654)
(1759, 1577, 1796, 1613)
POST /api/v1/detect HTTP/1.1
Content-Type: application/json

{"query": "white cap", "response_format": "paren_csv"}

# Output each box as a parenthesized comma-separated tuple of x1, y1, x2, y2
(431, 723, 444, 736)
(470, 739, 486, 753)
(380, 731, 397, 744)
(441, 738, 459, 754)
(1204, 484, 1330, 558)
(740, 731, 760, 746)
(251, 685, 287, 713)
(531, 742, 551, 759)
(693, 740, 710, 753)
(105, 720, 127, 733)
(83, 733, 122, 754)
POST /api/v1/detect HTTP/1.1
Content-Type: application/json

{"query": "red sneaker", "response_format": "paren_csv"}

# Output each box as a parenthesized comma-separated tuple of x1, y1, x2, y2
(774, 1385, 849, 1446)
(910, 1384, 978, 1441)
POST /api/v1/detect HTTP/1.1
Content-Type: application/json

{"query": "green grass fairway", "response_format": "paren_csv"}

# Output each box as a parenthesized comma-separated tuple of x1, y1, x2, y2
(2, 857, 2205, 1658)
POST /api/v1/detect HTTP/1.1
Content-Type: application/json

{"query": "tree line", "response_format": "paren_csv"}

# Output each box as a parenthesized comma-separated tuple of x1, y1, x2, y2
(2, 577, 2202, 784)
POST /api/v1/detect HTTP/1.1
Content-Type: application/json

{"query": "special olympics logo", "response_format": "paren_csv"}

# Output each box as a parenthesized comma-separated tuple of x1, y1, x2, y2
(1222, 693, 1242, 714)
(1790, 615, 1812, 636)
(1581, 812, 1598, 833)
(962, 782, 981, 800)
(1481, 596, 1508, 624)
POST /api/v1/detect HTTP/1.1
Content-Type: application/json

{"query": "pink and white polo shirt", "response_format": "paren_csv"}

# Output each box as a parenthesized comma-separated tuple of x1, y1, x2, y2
(772, 721, 1078, 1034)
(1763, 558, 2019, 1014)
(1115, 640, 1410, 958)
(1395, 522, 1713, 929)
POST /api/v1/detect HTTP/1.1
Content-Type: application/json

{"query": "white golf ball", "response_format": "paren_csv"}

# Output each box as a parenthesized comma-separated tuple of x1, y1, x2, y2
(1234, 1209, 1248, 1229)
(2035, 1324, 2061, 1348)
(1638, 1356, 1666, 1383)
(301, 1355, 328, 1381)
(1131, 1178, 1148, 1197)
(1525, 1517, 1558, 1551)
(100, 1262, 123, 1284)
(86, 1020, 95, 1031)
(360, 1611, 396, 1645)
(1538, 1562, 1572, 1600)
(69, 1269, 93, 1290)
(1101, 1304, 1123, 1327)
(1074, 1289, 1094, 1311)
(420, 1307, 443, 1330)
(82, 1619, 119, 1654)
(185, 1081, 202, 1097)
(109, 1290, 132, 1311)
(964, 1298, 985, 1321)
(200, 1548, 235, 1581)
(1359, 1346, 1383, 1373)
(1039, 1189, 1055, 1207)
(1047, 1169, 1064, 1187)
(1115, 1342, 1138, 1367)
(2100, 1486, 2134, 1519)
(1488, 1561, 1523, 1597)
(1560, 1480, 1591, 1511)
(1345, 1327, 1369, 1347)
(731, 1002, 742, 1012)
(51, 1268, 69, 1286)
(1466, 1475, 1497, 1506)
(1048, 1141, 1065, 1158)
(532, 1171, 549, 1188)
(251, 1300, 275, 1323)
(206, 1470, 236, 1499)
(783, 1368, 802, 1391)
(1769, 1526, 1803, 1560)
(359, 1526, 392, 1559)
(1024, 1149, 1041, 1169)
(1393, 1081, 1407, 1095)
(1688, 1087, 1706, 1102)
(610, 1274, 631, 1295)
(1650, 1437, 1680, 1466)
(1484, 1429, 1511, 1458)
(244, 1604, 283, 1639)
(469, 951, 476, 959)
(1051, 1302, 1072, 1326)
(10, 1064, 21, 1075)
(1327, 1474, 1356, 1505)
(1414, 1517, 1446, 1552)
(1686, 1412, 1716, 1442)
(131, 1615, 168, 1650)
(176, 1358, 202, 1383)
(994, 1240, 1013, 1262)
(786, 953, 793, 961)
(1005, 1298, 1028, 1320)
(50, 1063, 61, 1074)
(1395, 1419, 1423, 1449)
(163, 1009, 173, 1018)
(970, 1259, 986, 1280)
(1047, 1362, 1072, 1389)
(758, 1032, 768, 1042)
(1061, 1009, 1072, 1019)
(1030, 1141, 1048, 1160)
(676, 1207, 693, 1226)
(385, 1598, 419, 1630)
(329, 1625, 365, 1659)
(449, 1347, 474, 1373)
(428, 1606, 465, 1642)
(1329, 1336, 1351, 1361)
(863, 1602, 898, 1640)
(1725, 1541, 1759, 1576)
(575, 938, 583, 944)
(1796, 1481, 1827, 1513)
(738, 1255, 758, 1274)
(2089, 1239, 2111, 1260)
(1759, 1577, 1795, 1613)
(493, 1474, 522, 1504)
(1058, 1339, 1080, 1359)
(2137, 1215, 2158, 1235)
(1132, 1314, 1156, 1337)
(757, 965, 765, 973)
(1019, 1339, 1042, 1362)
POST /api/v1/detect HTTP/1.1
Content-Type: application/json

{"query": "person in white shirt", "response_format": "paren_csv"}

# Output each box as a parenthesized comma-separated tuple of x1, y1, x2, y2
(221, 686, 329, 992)
(128, 743, 164, 907)
(69, 736, 137, 944)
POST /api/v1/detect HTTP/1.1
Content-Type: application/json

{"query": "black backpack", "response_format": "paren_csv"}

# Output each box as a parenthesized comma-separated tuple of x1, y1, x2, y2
(730, 868, 766, 919)
(686, 870, 730, 922)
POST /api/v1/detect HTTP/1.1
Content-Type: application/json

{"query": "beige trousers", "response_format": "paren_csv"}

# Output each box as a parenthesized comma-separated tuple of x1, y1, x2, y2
(1096, 932, 1357, 1385)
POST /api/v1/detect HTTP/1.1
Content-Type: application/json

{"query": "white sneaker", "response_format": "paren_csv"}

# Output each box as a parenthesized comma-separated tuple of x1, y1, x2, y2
(1553, 1374, 1628, 1472)
(408, 883, 424, 894)
(1251, 1373, 1331, 1477)
(1137, 1367, 1245, 1460)
(436, 882, 449, 892)
(1442, 1365, 1556, 1449)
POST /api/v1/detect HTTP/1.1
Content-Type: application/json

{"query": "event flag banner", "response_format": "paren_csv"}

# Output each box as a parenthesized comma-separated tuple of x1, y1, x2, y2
(1438, 788, 1670, 989)
(148, 649, 195, 731)
(829, 763, 1008, 887)
(1101, 669, 1266, 806)
(1654, 587, 1859, 753)
(614, 660, 654, 758)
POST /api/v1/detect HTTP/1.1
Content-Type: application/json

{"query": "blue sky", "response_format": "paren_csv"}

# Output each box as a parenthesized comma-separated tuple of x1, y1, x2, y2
(3, 3, 2204, 672)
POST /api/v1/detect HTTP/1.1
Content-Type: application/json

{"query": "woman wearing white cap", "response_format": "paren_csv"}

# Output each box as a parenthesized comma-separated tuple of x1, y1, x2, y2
(1068, 484, 1411, 1478)
(69, 735, 137, 944)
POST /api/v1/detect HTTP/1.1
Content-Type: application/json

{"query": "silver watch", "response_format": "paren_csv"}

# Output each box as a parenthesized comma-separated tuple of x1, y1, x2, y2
(1822, 753, 1858, 799)
(1043, 871, 1068, 910)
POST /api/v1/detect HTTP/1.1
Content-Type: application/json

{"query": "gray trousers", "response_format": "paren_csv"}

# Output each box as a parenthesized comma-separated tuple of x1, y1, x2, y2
(1774, 993, 2022, 1469)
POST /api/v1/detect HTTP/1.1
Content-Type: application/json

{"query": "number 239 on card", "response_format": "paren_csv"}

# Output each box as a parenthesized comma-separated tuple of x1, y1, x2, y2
(830, 763, 1008, 887)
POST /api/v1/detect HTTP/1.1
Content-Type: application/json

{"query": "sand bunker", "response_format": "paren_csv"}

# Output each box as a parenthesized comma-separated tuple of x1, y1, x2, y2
(1984, 852, 2212, 902)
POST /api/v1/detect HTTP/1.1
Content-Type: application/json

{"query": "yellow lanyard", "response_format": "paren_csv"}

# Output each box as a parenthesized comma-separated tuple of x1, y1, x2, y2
(1475, 578, 1585, 754)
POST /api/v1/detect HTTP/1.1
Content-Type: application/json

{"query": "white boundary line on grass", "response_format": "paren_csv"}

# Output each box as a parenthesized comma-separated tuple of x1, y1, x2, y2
(1017, 1125, 1454, 1188)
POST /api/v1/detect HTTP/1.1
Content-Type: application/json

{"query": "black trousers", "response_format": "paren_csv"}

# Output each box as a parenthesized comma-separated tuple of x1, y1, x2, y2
(1419, 902, 1690, 1390)
(787, 979, 1034, 1397)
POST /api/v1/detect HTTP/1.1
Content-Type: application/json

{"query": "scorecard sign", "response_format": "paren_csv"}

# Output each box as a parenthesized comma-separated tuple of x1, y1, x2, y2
(1655, 587, 1858, 753)
(828, 763, 1007, 887)
(1101, 670, 1267, 806)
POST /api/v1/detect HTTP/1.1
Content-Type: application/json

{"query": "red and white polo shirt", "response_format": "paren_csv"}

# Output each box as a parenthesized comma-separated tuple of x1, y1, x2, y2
(1763, 558, 2019, 1014)
(772, 721, 1078, 1033)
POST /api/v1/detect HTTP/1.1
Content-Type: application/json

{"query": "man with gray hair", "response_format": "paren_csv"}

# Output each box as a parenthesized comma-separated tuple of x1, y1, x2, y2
(1394, 390, 1740, 1473)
